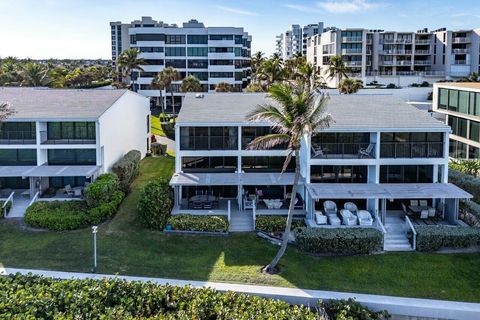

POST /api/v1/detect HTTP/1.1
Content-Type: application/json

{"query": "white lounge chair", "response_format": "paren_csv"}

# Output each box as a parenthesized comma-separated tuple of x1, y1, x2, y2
(328, 214, 341, 226)
(357, 210, 373, 226)
(419, 200, 428, 207)
(340, 209, 357, 226)
(323, 200, 337, 216)
(314, 211, 327, 225)
(359, 144, 374, 158)
(420, 209, 429, 219)
(428, 207, 436, 217)
(64, 184, 74, 197)
(344, 202, 358, 214)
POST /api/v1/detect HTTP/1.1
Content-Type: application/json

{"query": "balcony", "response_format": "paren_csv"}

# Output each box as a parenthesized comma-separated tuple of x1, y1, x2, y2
(342, 36, 362, 42)
(415, 39, 431, 44)
(381, 50, 412, 55)
(311, 143, 375, 159)
(341, 48, 362, 54)
(395, 60, 412, 66)
(453, 60, 469, 65)
(414, 60, 431, 65)
(0, 131, 36, 145)
(345, 61, 363, 67)
(452, 37, 471, 43)
(380, 142, 443, 158)
(40, 131, 96, 145)
(414, 50, 430, 55)
(452, 48, 469, 54)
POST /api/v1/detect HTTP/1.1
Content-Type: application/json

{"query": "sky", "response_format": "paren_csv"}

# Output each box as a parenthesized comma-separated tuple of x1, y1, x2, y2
(1, 0, 480, 59)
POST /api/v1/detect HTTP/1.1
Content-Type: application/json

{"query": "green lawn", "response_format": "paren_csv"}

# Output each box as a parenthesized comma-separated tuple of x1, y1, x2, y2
(1, 156, 480, 302)
(150, 114, 166, 137)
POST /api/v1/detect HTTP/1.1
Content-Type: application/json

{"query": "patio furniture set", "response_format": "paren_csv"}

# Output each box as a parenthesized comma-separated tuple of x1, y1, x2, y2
(63, 184, 84, 198)
(314, 200, 374, 226)
(244, 188, 304, 210)
(188, 191, 219, 210)
(402, 200, 438, 219)
(311, 143, 374, 159)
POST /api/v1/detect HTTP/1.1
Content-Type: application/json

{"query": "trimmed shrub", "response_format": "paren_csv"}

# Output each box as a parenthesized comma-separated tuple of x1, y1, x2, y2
(0, 200, 12, 217)
(84, 173, 121, 207)
(161, 122, 175, 139)
(87, 191, 125, 224)
(24, 201, 89, 231)
(386, 83, 396, 89)
(415, 225, 480, 251)
(111, 150, 141, 193)
(151, 142, 167, 156)
(295, 227, 383, 255)
(138, 178, 173, 230)
(322, 298, 389, 320)
(255, 215, 306, 233)
(0, 274, 323, 319)
(167, 214, 229, 232)
(460, 199, 480, 226)
(449, 168, 480, 203)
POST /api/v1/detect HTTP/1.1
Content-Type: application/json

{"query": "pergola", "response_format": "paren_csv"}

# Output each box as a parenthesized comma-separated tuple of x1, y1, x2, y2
(0, 165, 100, 178)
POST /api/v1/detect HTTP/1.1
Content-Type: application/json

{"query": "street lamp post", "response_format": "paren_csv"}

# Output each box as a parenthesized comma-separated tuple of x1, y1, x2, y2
(92, 226, 98, 273)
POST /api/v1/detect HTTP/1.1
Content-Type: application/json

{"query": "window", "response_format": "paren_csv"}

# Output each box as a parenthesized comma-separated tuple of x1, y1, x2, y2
(209, 72, 233, 78)
(188, 72, 208, 81)
(49, 176, 86, 188)
(165, 60, 186, 68)
(209, 47, 233, 53)
(379, 165, 433, 183)
(469, 145, 480, 159)
(138, 47, 164, 53)
(180, 127, 238, 150)
(449, 139, 467, 159)
(448, 116, 468, 139)
(181, 156, 237, 172)
(187, 47, 208, 56)
(242, 157, 295, 172)
(165, 47, 186, 56)
(47, 149, 96, 165)
(47, 122, 95, 141)
(380, 132, 444, 158)
(0, 149, 36, 165)
(234, 35, 243, 44)
(459, 91, 469, 114)
(470, 121, 480, 142)
(165, 35, 185, 44)
(187, 35, 208, 44)
(209, 35, 233, 41)
(234, 47, 242, 56)
(135, 34, 165, 41)
(210, 60, 233, 66)
(448, 89, 458, 112)
(310, 166, 367, 183)
(142, 59, 164, 65)
(0, 122, 36, 141)
(187, 59, 208, 68)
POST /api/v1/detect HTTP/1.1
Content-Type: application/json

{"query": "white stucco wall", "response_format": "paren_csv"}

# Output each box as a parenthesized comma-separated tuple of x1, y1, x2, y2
(98, 91, 150, 173)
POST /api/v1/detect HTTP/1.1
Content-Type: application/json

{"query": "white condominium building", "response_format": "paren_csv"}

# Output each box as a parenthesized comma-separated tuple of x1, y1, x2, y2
(276, 23, 324, 60)
(306, 27, 480, 87)
(110, 17, 252, 112)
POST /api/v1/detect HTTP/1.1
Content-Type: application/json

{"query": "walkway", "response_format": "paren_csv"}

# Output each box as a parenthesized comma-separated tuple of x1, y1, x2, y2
(5, 191, 31, 219)
(384, 215, 412, 251)
(229, 210, 254, 232)
(1, 267, 479, 320)
(155, 135, 175, 154)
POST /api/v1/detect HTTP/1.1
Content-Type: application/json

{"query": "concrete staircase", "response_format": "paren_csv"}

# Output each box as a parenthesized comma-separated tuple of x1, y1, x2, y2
(5, 193, 31, 219)
(229, 211, 254, 232)
(384, 216, 413, 251)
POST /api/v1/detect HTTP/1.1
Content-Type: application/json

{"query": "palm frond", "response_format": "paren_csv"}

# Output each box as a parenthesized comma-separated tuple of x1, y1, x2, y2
(246, 133, 290, 150)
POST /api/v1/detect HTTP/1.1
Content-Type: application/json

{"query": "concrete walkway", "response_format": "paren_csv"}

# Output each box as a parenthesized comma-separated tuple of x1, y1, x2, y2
(1, 267, 479, 320)
(155, 135, 175, 154)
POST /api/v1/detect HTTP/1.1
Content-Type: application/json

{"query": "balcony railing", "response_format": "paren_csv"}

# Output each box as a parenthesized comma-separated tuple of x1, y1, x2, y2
(452, 37, 471, 43)
(414, 60, 431, 65)
(453, 60, 469, 65)
(342, 36, 362, 42)
(0, 131, 36, 144)
(345, 61, 363, 66)
(311, 143, 375, 159)
(180, 136, 238, 150)
(414, 50, 430, 54)
(380, 142, 443, 158)
(39, 131, 96, 145)
(341, 48, 362, 54)
(415, 39, 431, 44)
(452, 48, 469, 54)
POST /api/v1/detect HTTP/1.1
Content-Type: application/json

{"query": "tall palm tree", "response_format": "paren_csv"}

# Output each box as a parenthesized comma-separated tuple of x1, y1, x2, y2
(247, 83, 333, 274)
(117, 48, 145, 91)
(258, 58, 285, 89)
(325, 55, 349, 84)
(295, 62, 319, 90)
(338, 78, 363, 94)
(181, 75, 202, 92)
(20, 63, 52, 87)
(152, 67, 181, 114)
(215, 82, 233, 92)
(251, 51, 265, 82)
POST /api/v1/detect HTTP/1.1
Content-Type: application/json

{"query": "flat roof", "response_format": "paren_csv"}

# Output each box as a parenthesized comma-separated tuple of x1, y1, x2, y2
(306, 183, 472, 200)
(170, 172, 297, 186)
(435, 82, 480, 90)
(0, 165, 100, 178)
(178, 93, 449, 131)
(0, 87, 129, 120)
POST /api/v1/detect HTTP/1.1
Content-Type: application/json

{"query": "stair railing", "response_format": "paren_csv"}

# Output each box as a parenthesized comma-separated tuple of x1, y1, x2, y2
(2, 192, 15, 218)
(405, 216, 417, 250)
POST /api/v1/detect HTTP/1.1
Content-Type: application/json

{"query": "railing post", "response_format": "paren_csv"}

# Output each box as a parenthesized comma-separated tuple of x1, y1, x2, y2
(227, 200, 231, 223)
(252, 201, 256, 230)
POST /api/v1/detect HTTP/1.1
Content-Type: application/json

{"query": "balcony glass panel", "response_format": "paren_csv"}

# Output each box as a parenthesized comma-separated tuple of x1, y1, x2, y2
(311, 132, 372, 158)
(0, 149, 36, 165)
(380, 132, 444, 158)
(45, 122, 96, 144)
(380, 165, 433, 183)
(180, 127, 238, 150)
(310, 165, 367, 183)
(242, 156, 295, 172)
(47, 149, 96, 165)
(0, 122, 36, 144)
(241, 126, 287, 150)
(181, 156, 237, 173)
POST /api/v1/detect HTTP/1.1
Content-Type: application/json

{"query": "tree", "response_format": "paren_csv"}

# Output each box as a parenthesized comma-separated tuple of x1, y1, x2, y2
(20, 63, 52, 86)
(247, 83, 333, 274)
(338, 78, 363, 94)
(152, 67, 181, 114)
(0, 102, 15, 122)
(296, 62, 321, 90)
(257, 58, 285, 89)
(325, 55, 349, 84)
(215, 82, 233, 92)
(245, 82, 264, 92)
(251, 51, 265, 82)
(461, 72, 479, 82)
(117, 48, 145, 91)
(181, 75, 202, 92)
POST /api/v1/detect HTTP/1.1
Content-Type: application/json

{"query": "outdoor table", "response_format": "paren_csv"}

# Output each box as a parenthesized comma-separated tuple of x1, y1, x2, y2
(408, 205, 429, 214)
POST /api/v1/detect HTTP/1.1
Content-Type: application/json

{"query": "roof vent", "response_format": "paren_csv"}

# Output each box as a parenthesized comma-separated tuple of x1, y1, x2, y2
(195, 93, 204, 98)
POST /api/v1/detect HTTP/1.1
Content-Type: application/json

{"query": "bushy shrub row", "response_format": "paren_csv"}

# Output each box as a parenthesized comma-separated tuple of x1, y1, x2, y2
(295, 227, 383, 255)
(414, 225, 480, 251)
(255, 215, 306, 233)
(460, 199, 480, 226)
(322, 298, 389, 320)
(112, 150, 141, 193)
(167, 214, 229, 232)
(138, 178, 173, 230)
(0, 274, 322, 319)
(151, 142, 167, 156)
(84, 173, 122, 207)
(88, 190, 124, 224)
(449, 169, 480, 203)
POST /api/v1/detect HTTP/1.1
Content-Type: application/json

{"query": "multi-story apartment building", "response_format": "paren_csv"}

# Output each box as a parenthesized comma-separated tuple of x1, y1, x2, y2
(0, 88, 150, 216)
(170, 93, 471, 250)
(110, 17, 252, 112)
(432, 82, 480, 160)
(276, 23, 324, 60)
(306, 27, 480, 87)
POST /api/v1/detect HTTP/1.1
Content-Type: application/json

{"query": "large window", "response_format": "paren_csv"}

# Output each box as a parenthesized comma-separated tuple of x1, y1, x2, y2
(49, 176, 86, 188)
(209, 34, 233, 41)
(165, 60, 186, 68)
(134, 34, 165, 42)
(0, 177, 29, 189)
(165, 35, 185, 44)
(47, 149, 96, 165)
(438, 88, 448, 109)
(180, 127, 238, 150)
(165, 47, 186, 56)
(0, 149, 36, 165)
(138, 47, 163, 53)
(379, 165, 433, 183)
(470, 121, 480, 143)
(47, 122, 96, 142)
(449, 139, 468, 159)
(380, 132, 443, 158)
(209, 72, 233, 78)
(0, 122, 36, 142)
(310, 166, 367, 183)
(437, 88, 480, 116)
(187, 35, 208, 44)
(187, 59, 208, 68)
(187, 47, 208, 56)
(209, 47, 233, 53)
(181, 156, 237, 172)
(210, 59, 233, 66)
(241, 127, 287, 149)
(242, 156, 295, 172)
(448, 116, 468, 139)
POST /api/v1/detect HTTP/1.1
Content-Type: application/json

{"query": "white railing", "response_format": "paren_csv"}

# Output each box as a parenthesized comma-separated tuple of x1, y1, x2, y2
(2, 192, 14, 218)
(28, 191, 40, 208)
(252, 201, 256, 230)
(376, 212, 387, 250)
(227, 200, 231, 224)
(405, 216, 417, 251)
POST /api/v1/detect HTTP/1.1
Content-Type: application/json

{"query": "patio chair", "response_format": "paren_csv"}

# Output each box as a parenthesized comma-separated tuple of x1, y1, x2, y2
(340, 209, 357, 226)
(314, 211, 327, 225)
(203, 201, 213, 210)
(420, 209, 429, 219)
(419, 200, 428, 207)
(410, 200, 419, 207)
(359, 144, 374, 158)
(344, 202, 358, 214)
(401, 203, 413, 216)
(357, 210, 373, 226)
(328, 214, 341, 226)
(64, 185, 74, 197)
(428, 207, 436, 217)
(323, 200, 337, 215)
(311, 144, 325, 158)
(193, 201, 203, 209)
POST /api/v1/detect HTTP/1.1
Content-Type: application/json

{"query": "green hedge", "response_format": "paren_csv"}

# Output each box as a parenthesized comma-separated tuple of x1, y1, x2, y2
(322, 298, 389, 320)
(0, 274, 322, 319)
(151, 142, 167, 156)
(25, 201, 89, 231)
(167, 214, 229, 232)
(295, 227, 383, 255)
(84, 173, 121, 207)
(88, 191, 125, 225)
(0, 200, 12, 217)
(449, 169, 480, 203)
(415, 225, 480, 251)
(138, 178, 173, 230)
(255, 215, 306, 233)
(111, 150, 141, 193)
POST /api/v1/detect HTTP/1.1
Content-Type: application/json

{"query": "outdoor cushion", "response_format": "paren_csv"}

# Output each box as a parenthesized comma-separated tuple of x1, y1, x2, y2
(314, 211, 327, 225)
(357, 210, 373, 226)
(340, 209, 357, 226)
(323, 200, 337, 215)
(344, 202, 358, 213)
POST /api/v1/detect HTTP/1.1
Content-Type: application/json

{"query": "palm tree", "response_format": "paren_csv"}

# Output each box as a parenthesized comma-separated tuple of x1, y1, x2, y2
(296, 62, 320, 90)
(325, 55, 349, 84)
(215, 82, 233, 92)
(20, 63, 51, 86)
(338, 78, 363, 94)
(152, 67, 181, 114)
(258, 58, 285, 89)
(251, 51, 265, 82)
(117, 48, 145, 91)
(0, 102, 15, 121)
(245, 82, 264, 92)
(181, 75, 202, 92)
(247, 83, 333, 274)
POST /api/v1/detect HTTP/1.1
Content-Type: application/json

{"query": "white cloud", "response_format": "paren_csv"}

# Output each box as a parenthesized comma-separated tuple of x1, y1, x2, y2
(214, 5, 258, 16)
(452, 13, 480, 18)
(317, 0, 381, 14)
(283, 3, 322, 13)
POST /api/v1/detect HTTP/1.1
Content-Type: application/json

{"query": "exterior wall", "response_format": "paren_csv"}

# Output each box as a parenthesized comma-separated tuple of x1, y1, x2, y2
(98, 91, 150, 172)
(276, 23, 323, 60)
